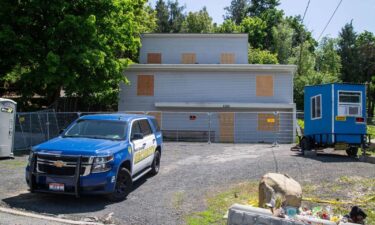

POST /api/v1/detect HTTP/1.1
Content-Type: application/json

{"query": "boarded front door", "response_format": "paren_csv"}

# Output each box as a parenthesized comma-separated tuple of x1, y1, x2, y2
(219, 112, 234, 143)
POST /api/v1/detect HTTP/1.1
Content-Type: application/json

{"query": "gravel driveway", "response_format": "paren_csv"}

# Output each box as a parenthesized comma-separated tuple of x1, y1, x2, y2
(0, 142, 374, 225)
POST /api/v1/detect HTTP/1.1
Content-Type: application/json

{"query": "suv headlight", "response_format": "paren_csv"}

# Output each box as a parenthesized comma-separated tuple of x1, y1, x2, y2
(92, 155, 114, 173)
(27, 151, 34, 166)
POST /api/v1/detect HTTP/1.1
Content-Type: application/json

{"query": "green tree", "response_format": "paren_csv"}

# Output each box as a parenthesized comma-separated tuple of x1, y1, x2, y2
(248, 0, 280, 17)
(182, 7, 213, 33)
(224, 0, 249, 25)
(258, 8, 284, 50)
(248, 48, 278, 64)
(356, 31, 375, 116)
(168, 0, 186, 33)
(240, 17, 267, 49)
(215, 19, 241, 33)
(155, 0, 170, 32)
(285, 15, 316, 52)
(338, 21, 359, 83)
(140, 4, 157, 33)
(0, 0, 147, 107)
(272, 21, 294, 64)
(315, 37, 341, 78)
(289, 41, 340, 108)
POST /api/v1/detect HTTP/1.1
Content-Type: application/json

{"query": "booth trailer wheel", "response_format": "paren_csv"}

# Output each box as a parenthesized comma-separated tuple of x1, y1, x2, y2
(300, 137, 312, 155)
(346, 147, 358, 158)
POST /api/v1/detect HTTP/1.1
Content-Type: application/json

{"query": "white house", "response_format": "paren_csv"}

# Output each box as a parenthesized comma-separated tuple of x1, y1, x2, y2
(119, 33, 297, 143)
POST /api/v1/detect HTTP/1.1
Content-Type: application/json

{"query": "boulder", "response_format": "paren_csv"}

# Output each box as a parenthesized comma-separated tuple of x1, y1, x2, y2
(259, 173, 302, 208)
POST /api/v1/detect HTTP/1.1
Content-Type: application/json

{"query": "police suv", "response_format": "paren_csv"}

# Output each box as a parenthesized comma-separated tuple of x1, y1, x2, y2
(26, 114, 162, 201)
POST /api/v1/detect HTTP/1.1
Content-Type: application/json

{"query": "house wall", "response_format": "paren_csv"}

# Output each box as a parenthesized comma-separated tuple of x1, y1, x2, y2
(139, 35, 248, 64)
(119, 71, 293, 112)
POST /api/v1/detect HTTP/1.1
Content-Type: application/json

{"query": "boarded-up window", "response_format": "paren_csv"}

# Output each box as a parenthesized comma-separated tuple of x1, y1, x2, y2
(137, 75, 154, 96)
(220, 53, 235, 64)
(257, 113, 279, 131)
(147, 112, 162, 129)
(256, 76, 274, 96)
(147, 53, 162, 64)
(181, 53, 196, 64)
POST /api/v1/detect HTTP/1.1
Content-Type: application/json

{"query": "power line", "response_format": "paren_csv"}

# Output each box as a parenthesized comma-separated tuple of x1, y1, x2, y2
(317, 0, 344, 41)
(302, 0, 311, 22)
(298, 0, 311, 75)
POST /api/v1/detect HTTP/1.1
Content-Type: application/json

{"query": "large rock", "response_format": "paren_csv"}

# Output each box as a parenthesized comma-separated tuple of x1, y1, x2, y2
(258, 173, 302, 208)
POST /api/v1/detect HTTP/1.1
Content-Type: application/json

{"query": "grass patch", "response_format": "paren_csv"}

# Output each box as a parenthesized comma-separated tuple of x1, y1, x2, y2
(172, 191, 185, 211)
(186, 177, 375, 225)
(186, 182, 258, 225)
(1, 159, 27, 169)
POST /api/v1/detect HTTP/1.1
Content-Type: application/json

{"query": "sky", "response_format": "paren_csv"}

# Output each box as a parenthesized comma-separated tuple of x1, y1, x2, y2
(149, 0, 375, 40)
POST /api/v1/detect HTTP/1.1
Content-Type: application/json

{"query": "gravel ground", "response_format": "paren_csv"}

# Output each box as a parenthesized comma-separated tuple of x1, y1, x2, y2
(0, 142, 374, 225)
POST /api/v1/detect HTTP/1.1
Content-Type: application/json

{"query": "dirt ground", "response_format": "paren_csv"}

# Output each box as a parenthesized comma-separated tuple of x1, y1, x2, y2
(0, 142, 374, 225)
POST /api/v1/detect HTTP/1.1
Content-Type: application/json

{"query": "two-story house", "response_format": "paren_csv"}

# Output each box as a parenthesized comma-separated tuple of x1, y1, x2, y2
(119, 33, 297, 143)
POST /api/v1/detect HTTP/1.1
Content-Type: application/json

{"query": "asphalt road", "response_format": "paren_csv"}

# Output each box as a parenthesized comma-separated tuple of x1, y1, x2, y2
(0, 143, 374, 225)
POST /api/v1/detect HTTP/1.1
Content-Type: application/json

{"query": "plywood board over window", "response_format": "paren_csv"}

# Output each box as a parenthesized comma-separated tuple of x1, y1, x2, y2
(137, 75, 154, 96)
(147, 112, 162, 128)
(220, 53, 235, 64)
(147, 53, 162, 64)
(256, 75, 274, 96)
(257, 113, 279, 131)
(181, 53, 196, 64)
(219, 112, 234, 143)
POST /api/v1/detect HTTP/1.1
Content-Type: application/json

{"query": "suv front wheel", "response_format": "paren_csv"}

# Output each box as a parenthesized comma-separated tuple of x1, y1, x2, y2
(108, 167, 132, 202)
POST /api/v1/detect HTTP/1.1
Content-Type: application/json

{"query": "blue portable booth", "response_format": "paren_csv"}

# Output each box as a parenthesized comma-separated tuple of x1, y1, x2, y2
(301, 83, 368, 156)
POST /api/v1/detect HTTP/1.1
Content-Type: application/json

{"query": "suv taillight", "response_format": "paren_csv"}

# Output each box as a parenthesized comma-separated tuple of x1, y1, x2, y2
(356, 117, 365, 123)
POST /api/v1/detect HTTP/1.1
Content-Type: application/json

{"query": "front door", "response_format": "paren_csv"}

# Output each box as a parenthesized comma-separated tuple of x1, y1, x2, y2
(219, 112, 234, 143)
(131, 119, 156, 176)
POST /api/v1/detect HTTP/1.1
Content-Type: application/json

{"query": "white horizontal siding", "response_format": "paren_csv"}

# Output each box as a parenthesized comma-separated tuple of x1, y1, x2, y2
(119, 71, 293, 112)
(139, 37, 248, 64)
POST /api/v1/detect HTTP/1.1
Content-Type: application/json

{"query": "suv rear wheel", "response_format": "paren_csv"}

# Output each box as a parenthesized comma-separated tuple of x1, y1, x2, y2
(108, 167, 132, 202)
(150, 150, 160, 175)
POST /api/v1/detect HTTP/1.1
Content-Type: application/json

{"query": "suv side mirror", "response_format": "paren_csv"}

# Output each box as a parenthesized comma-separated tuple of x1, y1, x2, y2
(132, 133, 144, 141)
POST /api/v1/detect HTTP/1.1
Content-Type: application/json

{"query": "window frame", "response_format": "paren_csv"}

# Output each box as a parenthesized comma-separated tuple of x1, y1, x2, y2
(337, 90, 362, 117)
(139, 119, 153, 137)
(311, 94, 322, 120)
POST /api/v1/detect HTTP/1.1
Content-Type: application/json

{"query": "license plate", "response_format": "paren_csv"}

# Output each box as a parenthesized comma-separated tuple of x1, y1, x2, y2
(49, 183, 65, 191)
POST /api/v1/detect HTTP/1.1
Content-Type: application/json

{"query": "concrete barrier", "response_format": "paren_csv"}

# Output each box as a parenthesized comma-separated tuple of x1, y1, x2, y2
(227, 204, 359, 225)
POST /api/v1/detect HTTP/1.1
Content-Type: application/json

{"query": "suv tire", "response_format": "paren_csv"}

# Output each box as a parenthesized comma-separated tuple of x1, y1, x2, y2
(150, 150, 161, 175)
(108, 167, 132, 202)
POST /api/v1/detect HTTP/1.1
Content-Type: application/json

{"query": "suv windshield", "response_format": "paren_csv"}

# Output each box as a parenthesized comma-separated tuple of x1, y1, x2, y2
(64, 120, 127, 140)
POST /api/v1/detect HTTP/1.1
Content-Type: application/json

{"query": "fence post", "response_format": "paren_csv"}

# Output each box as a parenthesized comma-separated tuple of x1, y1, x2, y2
(208, 112, 211, 144)
(272, 111, 279, 147)
(46, 112, 50, 140)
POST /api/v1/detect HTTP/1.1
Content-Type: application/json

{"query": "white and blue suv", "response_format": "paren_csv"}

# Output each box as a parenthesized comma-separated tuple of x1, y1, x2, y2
(26, 114, 162, 201)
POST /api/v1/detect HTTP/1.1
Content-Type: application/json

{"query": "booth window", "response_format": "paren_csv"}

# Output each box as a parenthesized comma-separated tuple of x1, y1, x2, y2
(338, 91, 361, 117)
(311, 95, 322, 120)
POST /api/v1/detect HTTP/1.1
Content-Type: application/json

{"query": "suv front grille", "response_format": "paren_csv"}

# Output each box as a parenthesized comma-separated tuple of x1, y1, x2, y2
(36, 154, 93, 176)
(38, 163, 86, 176)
